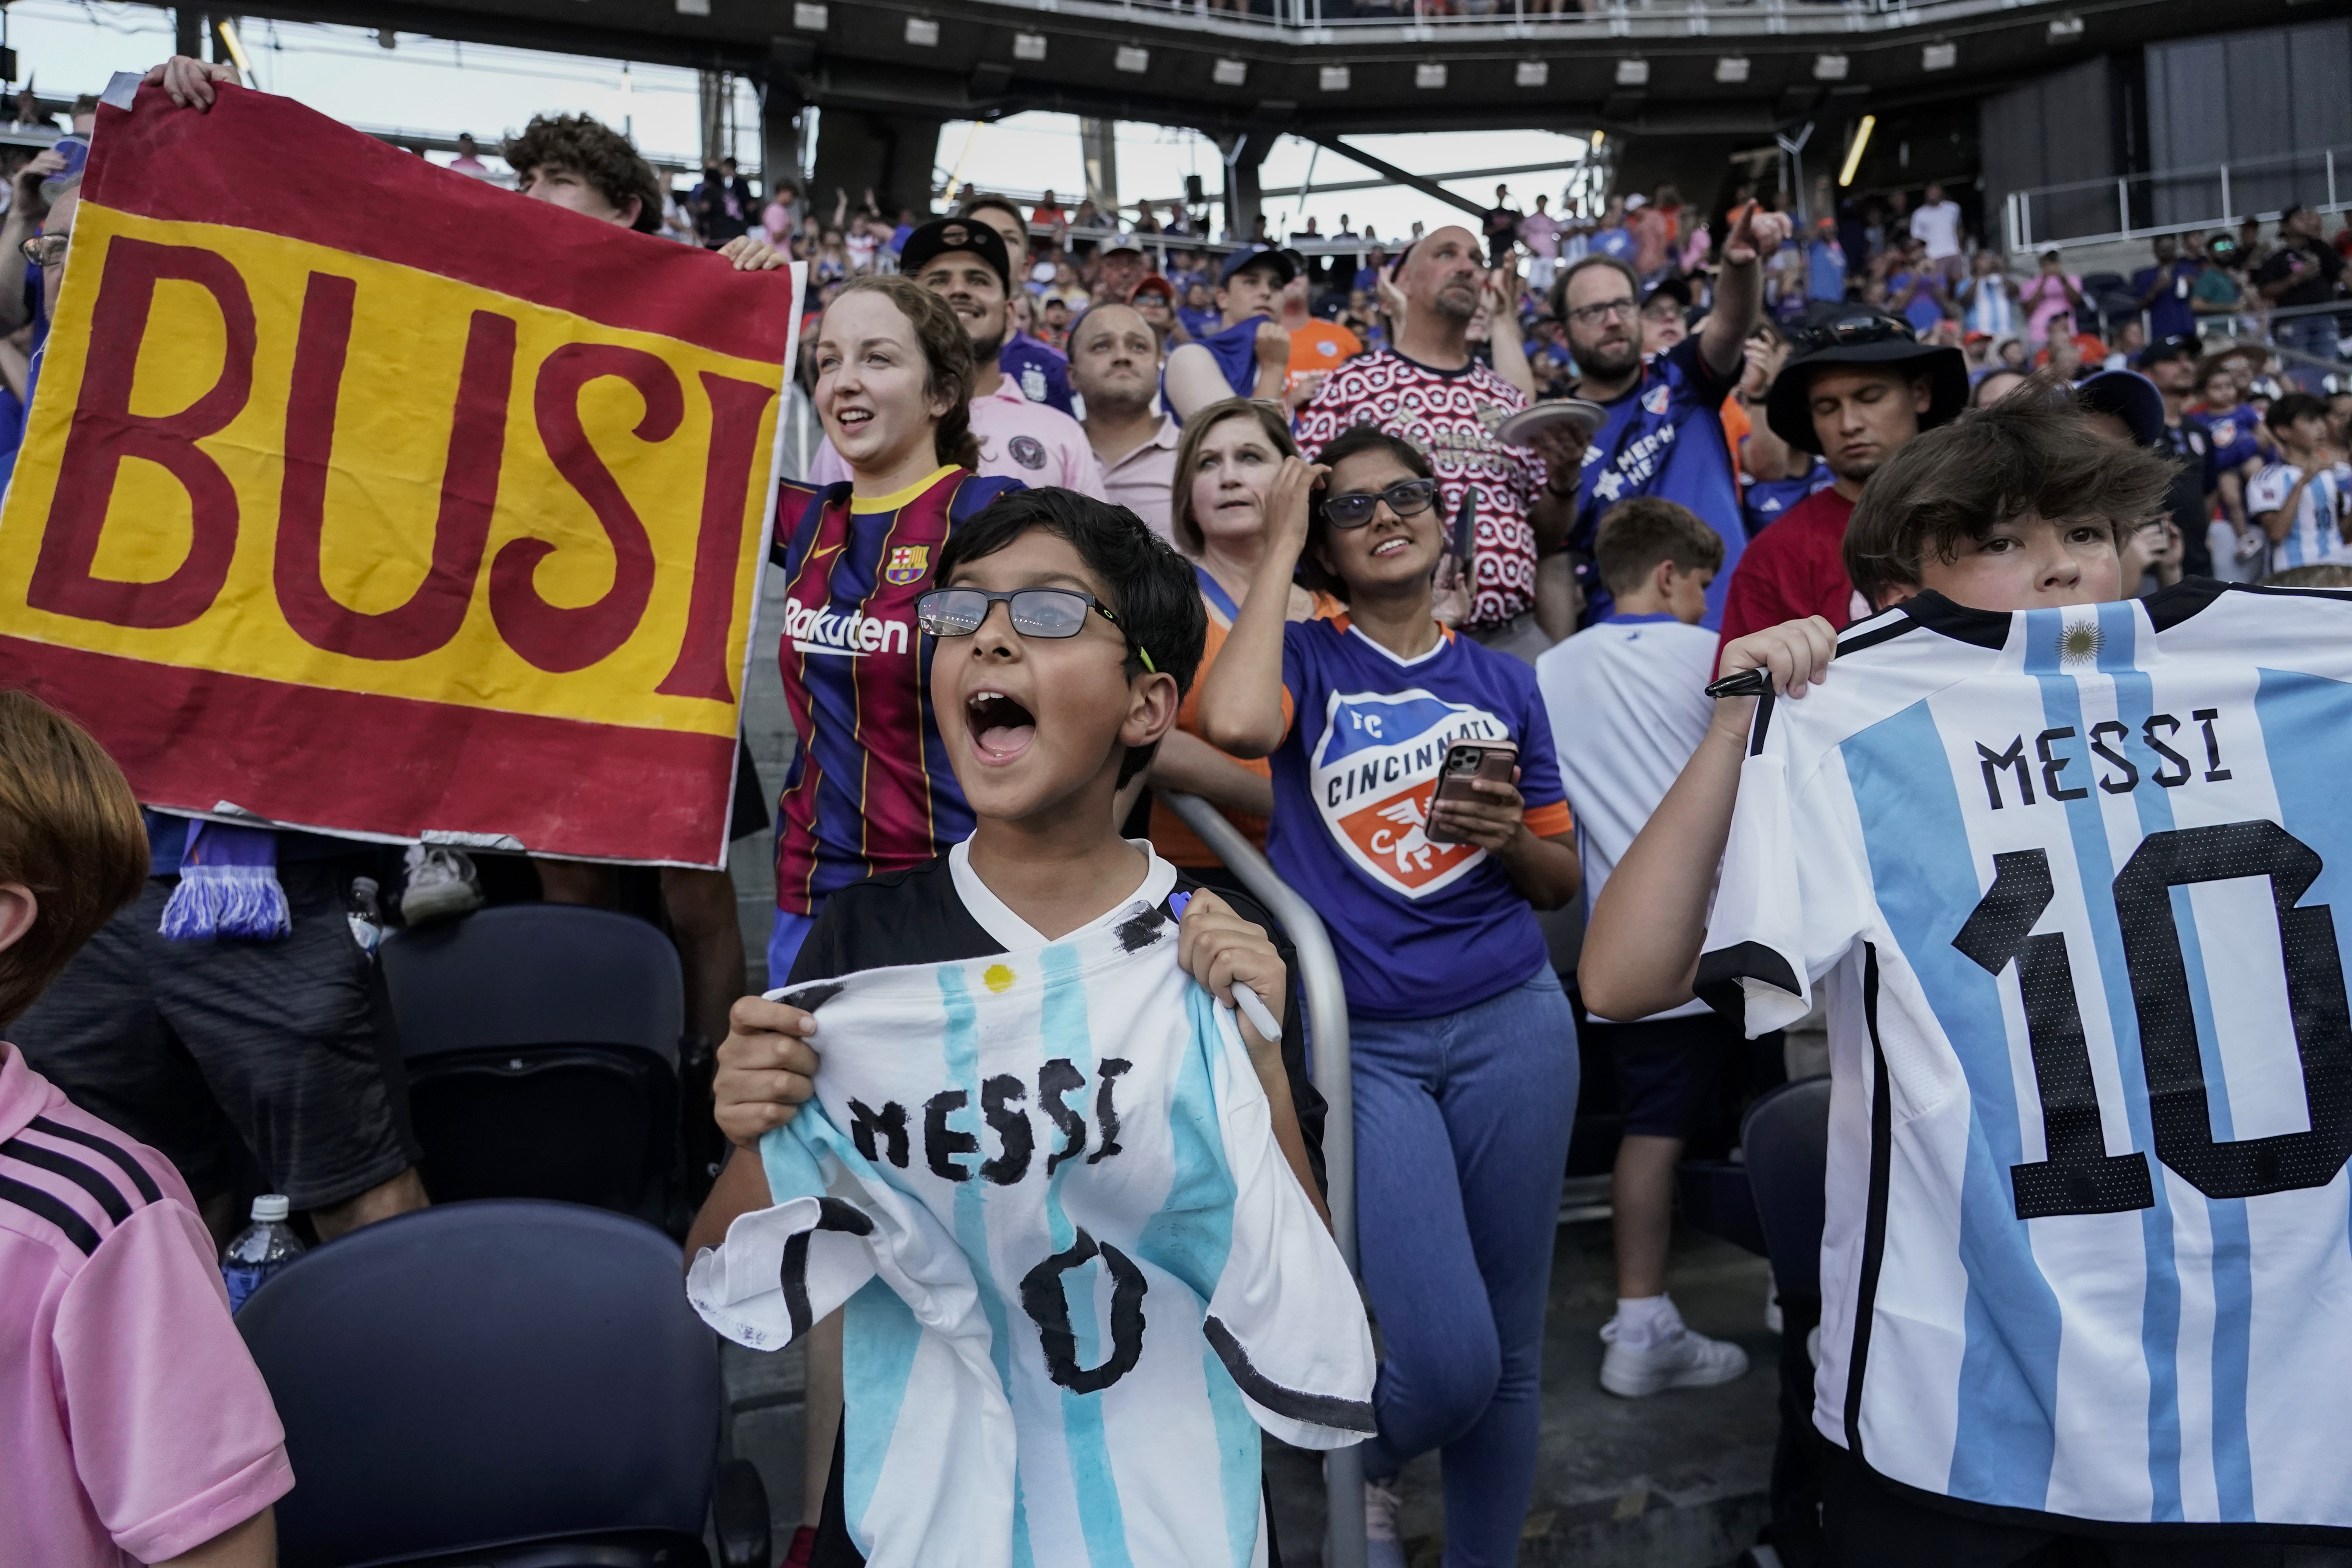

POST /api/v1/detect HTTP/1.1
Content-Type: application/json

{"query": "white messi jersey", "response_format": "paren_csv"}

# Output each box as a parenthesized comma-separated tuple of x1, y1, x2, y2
(2247, 461, 2352, 572)
(688, 908, 1374, 1568)
(1698, 583, 2352, 1535)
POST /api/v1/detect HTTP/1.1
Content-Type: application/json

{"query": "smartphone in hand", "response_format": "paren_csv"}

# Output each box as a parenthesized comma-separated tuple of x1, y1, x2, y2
(1425, 739, 1517, 845)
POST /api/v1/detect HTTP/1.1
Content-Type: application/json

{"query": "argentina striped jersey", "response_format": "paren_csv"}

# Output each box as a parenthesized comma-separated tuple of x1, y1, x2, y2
(1698, 582, 2352, 1537)
(687, 904, 1374, 1567)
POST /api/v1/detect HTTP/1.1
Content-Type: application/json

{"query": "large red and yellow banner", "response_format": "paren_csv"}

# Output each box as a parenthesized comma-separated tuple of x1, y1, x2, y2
(0, 79, 799, 866)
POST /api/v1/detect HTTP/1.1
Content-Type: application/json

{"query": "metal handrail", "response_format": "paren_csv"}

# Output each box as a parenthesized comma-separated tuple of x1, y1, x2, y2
(2003, 146, 2352, 257)
(1155, 789, 1366, 1568)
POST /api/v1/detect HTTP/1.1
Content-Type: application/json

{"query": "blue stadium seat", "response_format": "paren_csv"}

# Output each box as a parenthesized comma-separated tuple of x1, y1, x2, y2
(236, 1199, 764, 1568)
(378, 904, 686, 1228)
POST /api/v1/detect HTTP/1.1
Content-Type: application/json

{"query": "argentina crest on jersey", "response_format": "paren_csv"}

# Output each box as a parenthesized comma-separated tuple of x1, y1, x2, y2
(1311, 686, 1512, 898)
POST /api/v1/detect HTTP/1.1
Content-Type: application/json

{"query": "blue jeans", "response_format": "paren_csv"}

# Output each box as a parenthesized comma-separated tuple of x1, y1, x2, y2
(1353, 966, 1580, 1567)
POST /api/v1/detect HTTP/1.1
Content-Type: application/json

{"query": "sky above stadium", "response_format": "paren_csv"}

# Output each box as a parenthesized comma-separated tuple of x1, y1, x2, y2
(7, 0, 1591, 238)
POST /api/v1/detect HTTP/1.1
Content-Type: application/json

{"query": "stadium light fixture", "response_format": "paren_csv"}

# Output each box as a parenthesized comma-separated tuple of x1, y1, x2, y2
(1813, 53, 1848, 80)
(2047, 15, 2084, 40)
(905, 16, 940, 46)
(1838, 114, 1875, 187)
(1715, 57, 1750, 84)
(1013, 32, 1046, 60)
(1416, 62, 1448, 89)
(1517, 60, 1549, 88)
(793, 2, 829, 29)
(1116, 46, 1151, 74)
(1214, 58, 1248, 86)
(1615, 58, 1649, 87)
(1922, 42, 1956, 70)
(1319, 64, 1351, 92)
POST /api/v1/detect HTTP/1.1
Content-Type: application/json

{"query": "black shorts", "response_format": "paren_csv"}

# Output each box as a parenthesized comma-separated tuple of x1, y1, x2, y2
(10, 856, 416, 1211)
(1821, 1440, 2350, 1566)
(1587, 1011, 1739, 1139)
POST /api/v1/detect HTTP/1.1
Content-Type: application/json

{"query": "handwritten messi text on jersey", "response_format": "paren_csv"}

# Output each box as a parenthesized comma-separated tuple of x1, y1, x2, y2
(772, 469, 1022, 916)
(1698, 583, 2352, 1535)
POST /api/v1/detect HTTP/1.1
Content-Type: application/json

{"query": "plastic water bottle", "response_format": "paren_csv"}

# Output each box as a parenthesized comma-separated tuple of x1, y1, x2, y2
(346, 876, 383, 956)
(221, 1195, 304, 1313)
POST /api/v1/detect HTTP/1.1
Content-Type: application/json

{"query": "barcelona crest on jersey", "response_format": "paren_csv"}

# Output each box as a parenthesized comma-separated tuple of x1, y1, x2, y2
(882, 544, 930, 586)
(1309, 687, 1513, 900)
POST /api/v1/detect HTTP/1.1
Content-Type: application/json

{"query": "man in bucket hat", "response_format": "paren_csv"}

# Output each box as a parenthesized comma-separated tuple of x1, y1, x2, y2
(1715, 308, 1967, 648)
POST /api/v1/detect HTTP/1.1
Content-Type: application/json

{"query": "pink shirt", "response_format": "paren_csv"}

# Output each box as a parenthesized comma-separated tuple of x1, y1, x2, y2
(807, 378, 1110, 498)
(0, 1046, 293, 1565)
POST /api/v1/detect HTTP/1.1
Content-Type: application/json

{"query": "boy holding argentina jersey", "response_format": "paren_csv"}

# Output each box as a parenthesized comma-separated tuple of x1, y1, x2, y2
(687, 488, 1366, 1568)
(1585, 400, 2352, 1560)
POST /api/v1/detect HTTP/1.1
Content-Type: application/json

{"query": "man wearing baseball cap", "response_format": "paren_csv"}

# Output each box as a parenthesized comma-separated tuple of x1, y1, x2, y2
(2132, 332, 2219, 578)
(1162, 242, 1293, 421)
(957, 193, 1077, 414)
(1092, 233, 1149, 306)
(804, 216, 1106, 497)
(1714, 308, 1966, 648)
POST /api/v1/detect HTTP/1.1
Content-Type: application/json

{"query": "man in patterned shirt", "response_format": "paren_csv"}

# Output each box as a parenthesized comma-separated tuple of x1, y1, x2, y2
(1296, 225, 1586, 662)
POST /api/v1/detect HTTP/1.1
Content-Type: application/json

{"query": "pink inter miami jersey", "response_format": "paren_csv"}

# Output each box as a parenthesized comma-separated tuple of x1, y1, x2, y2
(772, 467, 1022, 916)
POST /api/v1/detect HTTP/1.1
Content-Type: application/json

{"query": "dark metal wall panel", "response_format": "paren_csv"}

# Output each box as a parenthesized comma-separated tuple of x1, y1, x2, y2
(1981, 57, 2118, 249)
(2147, 20, 2352, 225)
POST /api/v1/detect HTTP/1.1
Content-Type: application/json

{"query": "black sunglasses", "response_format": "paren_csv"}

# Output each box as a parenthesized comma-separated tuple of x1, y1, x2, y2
(915, 587, 1156, 671)
(1792, 313, 1917, 355)
(1323, 478, 1440, 529)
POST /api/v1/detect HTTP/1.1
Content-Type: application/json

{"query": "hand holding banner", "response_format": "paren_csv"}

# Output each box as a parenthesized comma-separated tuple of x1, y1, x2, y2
(0, 76, 801, 866)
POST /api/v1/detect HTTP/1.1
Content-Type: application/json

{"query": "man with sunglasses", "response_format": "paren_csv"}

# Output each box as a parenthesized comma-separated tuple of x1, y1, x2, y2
(1549, 202, 1793, 629)
(1713, 308, 1965, 648)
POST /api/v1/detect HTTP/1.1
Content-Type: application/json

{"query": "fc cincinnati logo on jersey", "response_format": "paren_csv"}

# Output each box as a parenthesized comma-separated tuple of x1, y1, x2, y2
(1311, 688, 1510, 900)
(2210, 419, 2237, 447)
(883, 544, 929, 586)
(1642, 382, 1671, 416)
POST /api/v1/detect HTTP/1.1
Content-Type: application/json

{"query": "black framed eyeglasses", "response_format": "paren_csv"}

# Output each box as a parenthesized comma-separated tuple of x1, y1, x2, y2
(18, 233, 68, 268)
(1323, 478, 1439, 529)
(1564, 298, 1638, 327)
(1792, 312, 1916, 354)
(916, 587, 1156, 670)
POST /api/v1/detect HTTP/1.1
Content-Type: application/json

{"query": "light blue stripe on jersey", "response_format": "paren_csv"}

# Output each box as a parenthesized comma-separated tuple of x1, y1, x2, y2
(1138, 985, 1260, 1566)
(2048, 606, 2259, 1519)
(2252, 666, 2352, 1413)
(2029, 602, 2186, 1519)
(1037, 942, 1132, 1568)
(1843, 700, 2064, 1509)
(844, 1281, 926, 1537)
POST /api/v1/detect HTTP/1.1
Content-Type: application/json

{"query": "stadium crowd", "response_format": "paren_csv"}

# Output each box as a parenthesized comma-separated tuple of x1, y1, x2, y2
(6, 49, 2352, 1568)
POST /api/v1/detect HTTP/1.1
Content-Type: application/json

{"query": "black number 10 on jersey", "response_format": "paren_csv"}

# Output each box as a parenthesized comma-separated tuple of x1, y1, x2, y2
(1953, 819, 2352, 1221)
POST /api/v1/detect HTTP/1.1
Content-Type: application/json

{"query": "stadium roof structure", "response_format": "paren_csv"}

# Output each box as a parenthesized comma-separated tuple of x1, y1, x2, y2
(213, 0, 2309, 139)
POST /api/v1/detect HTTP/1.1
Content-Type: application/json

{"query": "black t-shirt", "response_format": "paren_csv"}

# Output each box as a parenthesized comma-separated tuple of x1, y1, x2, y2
(793, 854, 1322, 1568)
(2160, 418, 2216, 578)
(2252, 239, 2344, 311)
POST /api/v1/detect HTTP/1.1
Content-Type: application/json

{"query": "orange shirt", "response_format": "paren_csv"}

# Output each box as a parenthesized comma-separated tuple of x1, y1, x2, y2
(1721, 393, 1752, 478)
(1149, 579, 1340, 870)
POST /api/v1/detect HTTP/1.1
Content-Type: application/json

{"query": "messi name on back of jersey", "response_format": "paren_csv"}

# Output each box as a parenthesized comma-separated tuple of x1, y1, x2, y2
(1699, 584, 2352, 1535)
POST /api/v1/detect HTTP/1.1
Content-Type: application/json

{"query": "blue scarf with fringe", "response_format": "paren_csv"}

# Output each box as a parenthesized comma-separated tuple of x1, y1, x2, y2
(159, 821, 290, 941)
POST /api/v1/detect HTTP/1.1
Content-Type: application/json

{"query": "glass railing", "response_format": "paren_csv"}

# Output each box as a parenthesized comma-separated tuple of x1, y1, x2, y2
(2003, 146, 2352, 254)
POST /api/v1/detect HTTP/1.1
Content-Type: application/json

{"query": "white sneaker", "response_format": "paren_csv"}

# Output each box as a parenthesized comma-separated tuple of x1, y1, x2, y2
(400, 843, 484, 925)
(1363, 1477, 1407, 1568)
(1599, 1318, 1750, 1397)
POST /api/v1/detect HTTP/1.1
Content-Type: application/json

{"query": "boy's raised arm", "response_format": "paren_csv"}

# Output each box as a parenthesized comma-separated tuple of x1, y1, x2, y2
(684, 995, 821, 1260)
(1580, 616, 1837, 1021)
(1196, 457, 1325, 760)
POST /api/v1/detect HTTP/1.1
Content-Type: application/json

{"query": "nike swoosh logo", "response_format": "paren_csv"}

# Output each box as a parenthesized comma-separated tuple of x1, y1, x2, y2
(809, 544, 843, 561)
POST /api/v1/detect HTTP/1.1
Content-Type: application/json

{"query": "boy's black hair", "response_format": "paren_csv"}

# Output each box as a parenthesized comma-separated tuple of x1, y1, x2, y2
(1304, 425, 1436, 604)
(2266, 391, 2329, 435)
(933, 488, 1206, 787)
(1594, 496, 1726, 599)
(1843, 392, 2177, 608)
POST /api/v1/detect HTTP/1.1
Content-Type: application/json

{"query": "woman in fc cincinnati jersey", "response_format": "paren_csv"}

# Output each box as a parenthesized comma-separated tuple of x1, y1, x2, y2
(1145, 398, 1335, 892)
(768, 275, 1023, 982)
(1197, 425, 1584, 1568)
